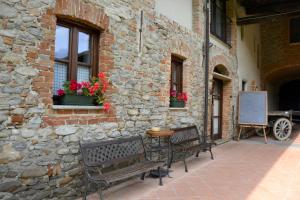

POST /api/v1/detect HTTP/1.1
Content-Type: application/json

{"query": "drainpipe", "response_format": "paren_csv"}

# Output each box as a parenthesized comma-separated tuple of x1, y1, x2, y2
(203, 0, 210, 143)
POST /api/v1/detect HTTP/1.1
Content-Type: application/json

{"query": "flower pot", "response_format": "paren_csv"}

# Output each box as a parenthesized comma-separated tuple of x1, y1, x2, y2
(60, 95, 100, 106)
(170, 101, 185, 108)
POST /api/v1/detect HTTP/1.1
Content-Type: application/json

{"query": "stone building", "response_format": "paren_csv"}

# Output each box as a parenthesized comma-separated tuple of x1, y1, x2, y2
(0, 0, 299, 199)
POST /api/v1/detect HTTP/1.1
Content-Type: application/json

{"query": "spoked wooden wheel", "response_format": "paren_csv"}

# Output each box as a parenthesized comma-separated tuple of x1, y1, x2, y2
(273, 118, 292, 141)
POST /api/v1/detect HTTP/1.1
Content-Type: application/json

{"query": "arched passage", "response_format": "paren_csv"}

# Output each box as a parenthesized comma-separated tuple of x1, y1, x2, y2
(264, 65, 300, 111)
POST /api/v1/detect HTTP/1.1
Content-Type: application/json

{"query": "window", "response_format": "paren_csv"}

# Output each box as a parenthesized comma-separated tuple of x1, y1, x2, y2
(170, 57, 183, 93)
(53, 20, 99, 95)
(210, 0, 231, 45)
(242, 80, 247, 91)
(290, 17, 300, 43)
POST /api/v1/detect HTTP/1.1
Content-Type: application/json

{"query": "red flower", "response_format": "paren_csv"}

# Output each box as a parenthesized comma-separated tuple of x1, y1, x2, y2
(57, 89, 65, 96)
(88, 82, 100, 95)
(69, 80, 77, 91)
(98, 72, 106, 79)
(101, 81, 108, 93)
(182, 92, 188, 102)
(177, 93, 183, 101)
(103, 102, 110, 111)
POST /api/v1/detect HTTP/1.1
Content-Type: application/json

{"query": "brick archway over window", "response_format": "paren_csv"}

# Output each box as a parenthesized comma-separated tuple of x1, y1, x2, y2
(53, 0, 109, 31)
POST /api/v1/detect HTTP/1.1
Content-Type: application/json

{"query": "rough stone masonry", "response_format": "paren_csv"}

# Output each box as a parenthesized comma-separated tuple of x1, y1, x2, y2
(0, 0, 238, 199)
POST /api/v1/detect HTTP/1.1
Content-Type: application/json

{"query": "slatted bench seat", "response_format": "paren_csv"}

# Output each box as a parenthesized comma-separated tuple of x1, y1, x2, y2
(80, 136, 165, 200)
(168, 125, 215, 172)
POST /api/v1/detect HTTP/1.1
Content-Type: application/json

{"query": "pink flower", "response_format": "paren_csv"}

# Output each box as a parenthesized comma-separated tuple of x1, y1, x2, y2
(57, 89, 65, 96)
(103, 102, 110, 111)
(170, 90, 177, 97)
(77, 83, 82, 90)
(81, 81, 90, 88)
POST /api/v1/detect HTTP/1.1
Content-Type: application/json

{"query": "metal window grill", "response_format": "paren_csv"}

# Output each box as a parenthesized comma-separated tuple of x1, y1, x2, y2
(53, 62, 67, 94)
(77, 65, 90, 82)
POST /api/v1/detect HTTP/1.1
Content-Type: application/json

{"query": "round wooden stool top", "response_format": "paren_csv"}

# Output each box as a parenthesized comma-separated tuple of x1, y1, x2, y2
(146, 129, 174, 137)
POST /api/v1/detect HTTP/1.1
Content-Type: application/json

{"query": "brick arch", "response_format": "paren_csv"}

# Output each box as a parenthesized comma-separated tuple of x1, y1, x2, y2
(207, 57, 233, 141)
(213, 64, 230, 76)
(54, 0, 109, 31)
(263, 64, 300, 86)
(209, 55, 232, 77)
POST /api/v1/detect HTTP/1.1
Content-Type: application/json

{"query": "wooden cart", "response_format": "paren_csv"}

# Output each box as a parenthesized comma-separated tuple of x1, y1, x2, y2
(256, 110, 293, 140)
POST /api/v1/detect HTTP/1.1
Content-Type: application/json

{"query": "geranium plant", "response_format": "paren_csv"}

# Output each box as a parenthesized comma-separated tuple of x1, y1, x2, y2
(56, 72, 110, 111)
(170, 90, 188, 103)
(170, 90, 187, 108)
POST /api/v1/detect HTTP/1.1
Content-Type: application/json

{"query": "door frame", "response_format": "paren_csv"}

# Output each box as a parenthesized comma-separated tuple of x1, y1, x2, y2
(211, 78, 223, 140)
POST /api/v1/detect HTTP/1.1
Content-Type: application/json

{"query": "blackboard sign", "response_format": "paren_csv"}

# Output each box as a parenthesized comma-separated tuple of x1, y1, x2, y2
(238, 91, 268, 125)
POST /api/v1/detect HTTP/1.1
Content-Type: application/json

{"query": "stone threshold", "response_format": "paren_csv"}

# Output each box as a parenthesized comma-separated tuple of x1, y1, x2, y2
(52, 105, 103, 110)
(168, 107, 188, 111)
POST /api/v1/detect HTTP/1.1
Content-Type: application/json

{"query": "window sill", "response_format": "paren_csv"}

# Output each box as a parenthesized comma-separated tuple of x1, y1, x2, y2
(169, 107, 188, 111)
(210, 34, 231, 49)
(52, 105, 103, 110)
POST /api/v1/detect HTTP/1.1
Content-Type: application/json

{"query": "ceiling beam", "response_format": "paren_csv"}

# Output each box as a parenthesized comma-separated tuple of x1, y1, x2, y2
(243, 1, 300, 15)
(237, 10, 300, 25)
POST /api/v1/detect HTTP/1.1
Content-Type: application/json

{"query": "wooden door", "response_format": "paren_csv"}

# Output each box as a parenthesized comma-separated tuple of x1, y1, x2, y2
(212, 79, 223, 140)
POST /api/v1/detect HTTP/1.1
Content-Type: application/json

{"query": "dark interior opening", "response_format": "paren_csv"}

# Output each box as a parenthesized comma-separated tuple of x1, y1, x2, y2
(279, 79, 300, 111)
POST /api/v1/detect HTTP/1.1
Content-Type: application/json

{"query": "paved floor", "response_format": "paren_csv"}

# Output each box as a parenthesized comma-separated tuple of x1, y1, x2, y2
(83, 125, 300, 200)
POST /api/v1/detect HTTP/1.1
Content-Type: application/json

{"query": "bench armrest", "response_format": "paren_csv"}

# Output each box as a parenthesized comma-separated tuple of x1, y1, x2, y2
(80, 161, 109, 186)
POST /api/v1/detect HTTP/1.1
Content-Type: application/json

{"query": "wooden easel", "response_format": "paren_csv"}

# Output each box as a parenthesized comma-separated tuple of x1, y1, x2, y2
(237, 125, 267, 144)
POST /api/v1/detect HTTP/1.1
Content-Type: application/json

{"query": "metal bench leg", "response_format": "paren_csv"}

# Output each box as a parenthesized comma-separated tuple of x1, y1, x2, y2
(140, 172, 146, 180)
(83, 176, 88, 200)
(209, 147, 214, 160)
(158, 167, 163, 186)
(98, 186, 104, 200)
(182, 151, 188, 172)
(98, 183, 104, 200)
(196, 150, 200, 157)
(183, 158, 188, 172)
(168, 151, 174, 168)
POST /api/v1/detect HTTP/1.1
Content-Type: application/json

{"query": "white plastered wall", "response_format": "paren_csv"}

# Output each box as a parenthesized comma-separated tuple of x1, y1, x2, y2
(236, 4, 261, 92)
(155, 0, 193, 30)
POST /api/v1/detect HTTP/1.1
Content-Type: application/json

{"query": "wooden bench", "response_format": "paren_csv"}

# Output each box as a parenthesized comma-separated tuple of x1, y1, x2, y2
(168, 125, 215, 172)
(80, 136, 165, 200)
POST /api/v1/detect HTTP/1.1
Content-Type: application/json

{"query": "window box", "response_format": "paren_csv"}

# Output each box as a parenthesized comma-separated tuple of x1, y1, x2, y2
(60, 95, 100, 106)
(170, 101, 185, 108)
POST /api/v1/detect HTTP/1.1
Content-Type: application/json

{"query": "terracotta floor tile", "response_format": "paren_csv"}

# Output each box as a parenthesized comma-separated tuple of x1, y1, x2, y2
(77, 125, 300, 200)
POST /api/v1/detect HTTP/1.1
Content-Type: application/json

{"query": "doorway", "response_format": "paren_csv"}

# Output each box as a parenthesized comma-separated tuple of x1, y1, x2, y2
(212, 79, 223, 140)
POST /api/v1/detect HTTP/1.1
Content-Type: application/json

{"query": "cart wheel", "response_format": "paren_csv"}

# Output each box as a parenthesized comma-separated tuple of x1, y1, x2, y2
(255, 127, 269, 137)
(273, 118, 292, 141)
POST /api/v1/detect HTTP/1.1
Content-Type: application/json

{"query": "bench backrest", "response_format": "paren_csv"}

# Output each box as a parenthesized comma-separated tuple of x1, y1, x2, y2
(80, 136, 145, 167)
(170, 125, 200, 144)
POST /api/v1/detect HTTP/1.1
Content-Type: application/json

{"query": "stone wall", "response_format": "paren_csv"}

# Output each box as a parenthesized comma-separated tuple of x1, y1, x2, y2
(0, 0, 238, 199)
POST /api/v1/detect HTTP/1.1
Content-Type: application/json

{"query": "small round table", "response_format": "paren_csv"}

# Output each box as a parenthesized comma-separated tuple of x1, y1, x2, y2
(146, 129, 174, 137)
(146, 129, 175, 177)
